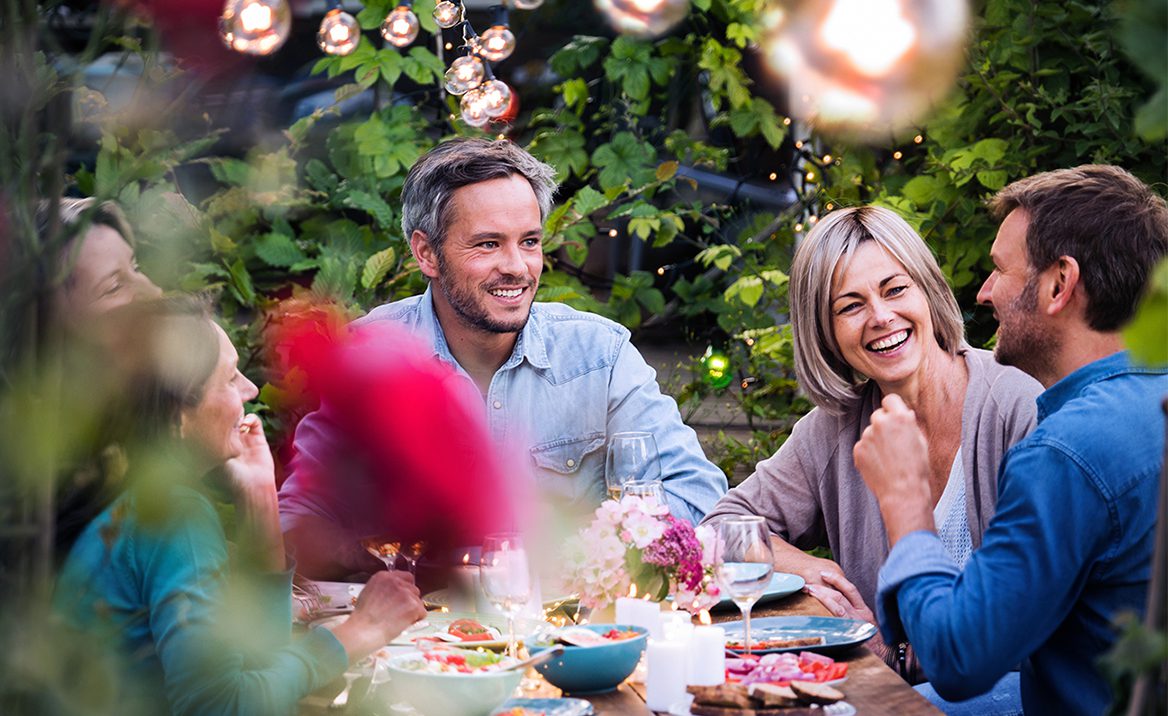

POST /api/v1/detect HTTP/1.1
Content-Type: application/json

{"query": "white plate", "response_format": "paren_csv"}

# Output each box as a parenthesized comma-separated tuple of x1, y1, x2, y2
(312, 610, 551, 651)
(668, 693, 856, 715)
(294, 581, 363, 622)
(713, 572, 805, 610)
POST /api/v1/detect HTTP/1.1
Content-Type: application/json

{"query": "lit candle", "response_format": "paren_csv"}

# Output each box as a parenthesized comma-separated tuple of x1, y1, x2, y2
(689, 611, 726, 686)
(645, 636, 688, 711)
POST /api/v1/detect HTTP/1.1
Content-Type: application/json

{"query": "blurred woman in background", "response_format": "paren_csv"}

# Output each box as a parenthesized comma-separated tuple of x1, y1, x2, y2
(53, 296, 426, 715)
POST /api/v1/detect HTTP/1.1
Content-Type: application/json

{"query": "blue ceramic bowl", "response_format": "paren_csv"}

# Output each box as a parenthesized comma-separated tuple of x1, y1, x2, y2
(528, 624, 648, 694)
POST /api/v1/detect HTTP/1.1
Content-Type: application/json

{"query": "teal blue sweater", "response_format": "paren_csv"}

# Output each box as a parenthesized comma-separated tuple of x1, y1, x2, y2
(54, 485, 347, 715)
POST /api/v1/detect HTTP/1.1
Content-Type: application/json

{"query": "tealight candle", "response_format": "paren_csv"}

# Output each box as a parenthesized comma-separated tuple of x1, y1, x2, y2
(689, 625, 726, 686)
(645, 636, 688, 711)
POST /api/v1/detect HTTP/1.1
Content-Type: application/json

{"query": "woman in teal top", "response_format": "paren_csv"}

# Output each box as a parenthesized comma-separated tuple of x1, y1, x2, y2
(53, 297, 426, 715)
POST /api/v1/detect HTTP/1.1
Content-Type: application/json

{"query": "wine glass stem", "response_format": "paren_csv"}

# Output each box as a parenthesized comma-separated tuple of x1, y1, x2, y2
(742, 604, 752, 655)
(507, 614, 517, 659)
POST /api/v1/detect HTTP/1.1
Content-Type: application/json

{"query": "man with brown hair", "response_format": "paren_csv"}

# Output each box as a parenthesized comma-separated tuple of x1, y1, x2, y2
(854, 165, 1168, 714)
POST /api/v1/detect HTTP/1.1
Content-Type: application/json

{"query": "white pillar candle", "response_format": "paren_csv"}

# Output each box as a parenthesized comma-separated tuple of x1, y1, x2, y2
(688, 625, 726, 686)
(645, 636, 688, 712)
(615, 596, 640, 626)
(614, 598, 664, 638)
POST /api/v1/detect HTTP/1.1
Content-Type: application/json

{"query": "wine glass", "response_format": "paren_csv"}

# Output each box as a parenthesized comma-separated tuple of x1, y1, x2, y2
(605, 432, 660, 501)
(621, 479, 666, 509)
(480, 533, 531, 659)
(360, 535, 402, 571)
(716, 516, 774, 655)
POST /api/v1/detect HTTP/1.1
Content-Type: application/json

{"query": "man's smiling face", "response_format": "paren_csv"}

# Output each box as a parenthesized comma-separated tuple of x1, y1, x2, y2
(429, 174, 544, 335)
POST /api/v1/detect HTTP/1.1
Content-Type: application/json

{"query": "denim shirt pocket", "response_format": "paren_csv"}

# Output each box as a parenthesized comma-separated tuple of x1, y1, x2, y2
(529, 432, 606, 502)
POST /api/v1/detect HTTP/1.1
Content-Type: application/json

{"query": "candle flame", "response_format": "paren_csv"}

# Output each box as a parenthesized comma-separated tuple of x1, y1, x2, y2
(699, 609, 712, 625)
(462, 552, 470, 565)
(628, 583, 637, 598)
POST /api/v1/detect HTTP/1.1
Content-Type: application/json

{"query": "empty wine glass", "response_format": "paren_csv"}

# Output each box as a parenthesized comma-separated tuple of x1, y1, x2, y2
(605, 432, 660, 501)
(621, 479, 666, 509)
(716, 516, 774, 655)
(480, 533, 531, 659)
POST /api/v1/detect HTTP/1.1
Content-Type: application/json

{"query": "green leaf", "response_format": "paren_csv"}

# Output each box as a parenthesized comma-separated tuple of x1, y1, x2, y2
(304, 158, 338, 194)
(549, 36, 609, 77)
(725, 276, 764, 307)
(361, 247, 397, 290)
(559, 78, 590, 115)
(591, 132, 657, 192)
(572, 185, 609, 217)
(344, 190, 395, 229)
(530, 129, 589, 182)
(1124, 258, 1168, 365)
(226, 258, 256, 306)
(902, 176, 941, 207)
(976, 169, 1008, 190)
(210, 229, 237, 255)
(255, 232, 307, 268)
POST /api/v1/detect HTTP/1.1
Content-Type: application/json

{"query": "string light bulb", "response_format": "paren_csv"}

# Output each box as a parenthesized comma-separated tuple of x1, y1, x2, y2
(511, 0, 545, 8)
(479, 23, 516, 61)
(433, 1, 463, 29)
(460, 87, 492, 127)
(479, 79, 513, 117)
(219, 0, 291, 55)
(317, 7, 360, 56)
(594, 0, 689, 38)
(381, 3, 420, 47)
(444, 54, 485, 94)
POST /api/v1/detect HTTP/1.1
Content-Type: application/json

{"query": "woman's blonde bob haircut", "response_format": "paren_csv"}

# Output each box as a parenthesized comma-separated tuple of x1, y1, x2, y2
(790, 206, 964, 414)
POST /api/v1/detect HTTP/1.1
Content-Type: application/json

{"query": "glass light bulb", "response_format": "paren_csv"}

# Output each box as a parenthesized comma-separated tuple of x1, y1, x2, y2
(593, 0, 688, 38)
(381, 5, 420, 47)
(478, 25, 515, 62)
(479, 79, 512, 118)
(444, 55, 485, 94)
(460, 88, 492, 127)
(219, 0, 292, 56)
(317, 8, 360, 56)
(511, 0, 545, 8)
(760, 0, 968, 141)
(433, 1, 463, 28)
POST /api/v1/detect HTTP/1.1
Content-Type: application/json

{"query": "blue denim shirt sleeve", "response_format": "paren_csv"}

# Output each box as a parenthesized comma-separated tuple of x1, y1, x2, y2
(875, 442, 1112, 702)
(607, 340, 728, 525)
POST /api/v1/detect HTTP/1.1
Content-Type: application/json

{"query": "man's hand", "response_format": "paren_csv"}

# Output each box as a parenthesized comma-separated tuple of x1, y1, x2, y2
(853, 394, 935, 546)
(805, 570, 876, 624)
(331, 571, 428, 662)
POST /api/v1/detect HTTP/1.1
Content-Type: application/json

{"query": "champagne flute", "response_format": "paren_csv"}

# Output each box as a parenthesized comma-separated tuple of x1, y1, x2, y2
(605, 432, 660, 501)
(480, 533, 531, 659)
(398, 540, 426, 575)
(621, 479, 666, 509)
(716, 516, 774, 655)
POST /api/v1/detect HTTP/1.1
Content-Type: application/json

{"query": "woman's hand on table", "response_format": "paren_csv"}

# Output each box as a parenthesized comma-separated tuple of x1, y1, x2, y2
(804, 570, 876, 624)
(332, 571, 427, 662)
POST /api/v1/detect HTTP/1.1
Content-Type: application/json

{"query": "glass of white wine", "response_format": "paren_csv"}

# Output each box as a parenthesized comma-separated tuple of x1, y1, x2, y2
(605, 432, 660, 501)
(716, 516, 774, 655)
(480, 533, 531, 659)
(621, 479, 666, 509)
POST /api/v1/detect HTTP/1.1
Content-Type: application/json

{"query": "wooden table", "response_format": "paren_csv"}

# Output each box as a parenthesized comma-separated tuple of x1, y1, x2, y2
(302, 592, 940, 715)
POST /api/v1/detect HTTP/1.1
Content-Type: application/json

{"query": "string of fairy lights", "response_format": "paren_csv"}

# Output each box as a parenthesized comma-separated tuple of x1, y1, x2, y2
(217, 0, 692, 126)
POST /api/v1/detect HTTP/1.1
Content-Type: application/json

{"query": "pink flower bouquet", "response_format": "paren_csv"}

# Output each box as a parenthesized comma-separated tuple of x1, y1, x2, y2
(558, 496, 721, 612)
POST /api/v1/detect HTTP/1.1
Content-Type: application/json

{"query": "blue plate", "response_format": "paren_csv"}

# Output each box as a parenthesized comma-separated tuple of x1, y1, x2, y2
(713, 572, 805, 610)
(721, 615, 877, 655)
(491, 698, 594, 715)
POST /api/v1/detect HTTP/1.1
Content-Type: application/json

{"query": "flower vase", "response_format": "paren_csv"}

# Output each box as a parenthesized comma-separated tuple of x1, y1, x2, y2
(584, 602, 617, 624)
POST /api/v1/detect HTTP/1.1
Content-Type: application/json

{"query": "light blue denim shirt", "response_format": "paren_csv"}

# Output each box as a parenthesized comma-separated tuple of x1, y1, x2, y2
(280, 286, 727, 528)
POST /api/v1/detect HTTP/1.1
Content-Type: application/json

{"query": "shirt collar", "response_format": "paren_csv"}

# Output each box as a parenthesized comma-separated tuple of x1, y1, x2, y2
(418, 285, 552, 373)
(1035, 351, 1133, 422)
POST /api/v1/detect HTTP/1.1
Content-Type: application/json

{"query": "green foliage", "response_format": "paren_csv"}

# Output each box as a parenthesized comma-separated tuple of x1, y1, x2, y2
(1124, 258, 1168, 366)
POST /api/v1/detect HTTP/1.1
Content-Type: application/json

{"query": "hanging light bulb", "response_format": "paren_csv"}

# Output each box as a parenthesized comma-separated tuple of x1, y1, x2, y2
(381, 3, 420, 47)
(317, 7, 361, 56)
(593, 0, 689, 38)
(219, 0, 292, 56)
(444, 55, 485, 94)
(479, 24, 516, 61)
(759, 0, 968, 141)
(433, 1, 463, 28)
(479, 79, 513, 118)
(460, 88, 492, 127)
(511, 0, 545, 8)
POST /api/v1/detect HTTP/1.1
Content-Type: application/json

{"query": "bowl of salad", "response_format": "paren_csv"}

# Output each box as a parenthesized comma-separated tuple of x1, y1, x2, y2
(526, 624, 648, 694)
(380, 648, 524, 716)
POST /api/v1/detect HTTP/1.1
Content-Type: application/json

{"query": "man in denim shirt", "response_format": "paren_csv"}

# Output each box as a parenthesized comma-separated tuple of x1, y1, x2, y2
(280, 139, 727, 578)
(854, 165, 1168, 715)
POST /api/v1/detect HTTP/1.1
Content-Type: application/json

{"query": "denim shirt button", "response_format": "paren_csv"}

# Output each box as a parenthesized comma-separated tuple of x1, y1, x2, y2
(492, 400, 502, 409)
(565, 458, 576, 468)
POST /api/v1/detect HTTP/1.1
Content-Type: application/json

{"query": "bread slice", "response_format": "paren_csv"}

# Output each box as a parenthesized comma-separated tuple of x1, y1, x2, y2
(747, 682, 801, 707)
(789, 680, 845, 705)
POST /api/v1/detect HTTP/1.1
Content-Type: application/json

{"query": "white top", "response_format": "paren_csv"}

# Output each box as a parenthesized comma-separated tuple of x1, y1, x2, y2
(933, 448, 974, 569)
